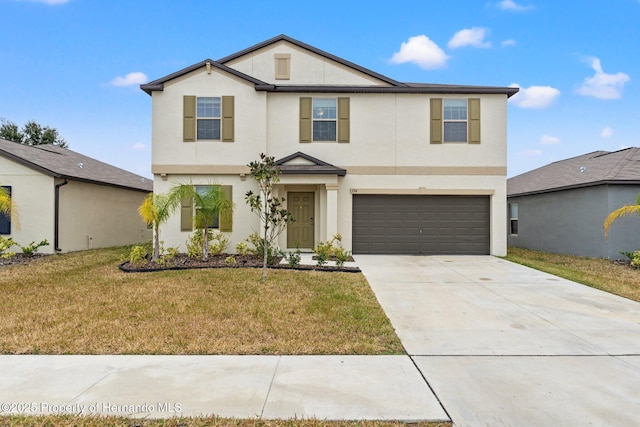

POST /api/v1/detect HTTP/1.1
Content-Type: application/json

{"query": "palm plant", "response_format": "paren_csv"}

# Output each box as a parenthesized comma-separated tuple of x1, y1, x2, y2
(138, 193, 172, 262)
(167, 183, 232, 261)
(603, 193, 640, 239)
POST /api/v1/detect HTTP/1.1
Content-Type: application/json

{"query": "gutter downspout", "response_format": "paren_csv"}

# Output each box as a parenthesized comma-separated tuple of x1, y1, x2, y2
(54, 179, 68, 252)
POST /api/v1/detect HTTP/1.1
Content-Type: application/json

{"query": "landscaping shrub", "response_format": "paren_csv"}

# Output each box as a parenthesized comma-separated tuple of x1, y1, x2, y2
(186, 230, 229, 259)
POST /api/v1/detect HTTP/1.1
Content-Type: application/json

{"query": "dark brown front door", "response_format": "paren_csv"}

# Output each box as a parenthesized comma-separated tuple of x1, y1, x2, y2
(287, 192, 315, 248)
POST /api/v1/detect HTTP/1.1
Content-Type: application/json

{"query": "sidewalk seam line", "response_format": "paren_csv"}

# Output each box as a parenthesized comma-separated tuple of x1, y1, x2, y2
(260, 355, 281, 417)
(409, 355, 453, 423)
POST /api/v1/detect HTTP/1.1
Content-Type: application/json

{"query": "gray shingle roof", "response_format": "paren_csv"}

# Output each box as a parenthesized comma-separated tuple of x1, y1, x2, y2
(0, 138, 152, 192)
(507, 148, 640, 196)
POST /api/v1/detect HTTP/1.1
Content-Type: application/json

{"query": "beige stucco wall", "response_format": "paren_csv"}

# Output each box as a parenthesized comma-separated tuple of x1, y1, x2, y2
(153, 175, 260, 253)
(149, 48, 509, 256)
(225, 41, 388, 86)
(57, 180, 151, 252)
(151, 69, 267, 170)
(0, 157, 55, 253)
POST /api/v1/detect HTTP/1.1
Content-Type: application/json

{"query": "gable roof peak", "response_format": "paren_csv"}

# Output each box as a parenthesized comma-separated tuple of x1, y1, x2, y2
(217, 34, 406, 88)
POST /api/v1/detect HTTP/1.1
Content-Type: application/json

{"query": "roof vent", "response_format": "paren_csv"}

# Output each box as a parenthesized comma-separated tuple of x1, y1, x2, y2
(579, 166, 587, 173)
(77, 162, 83, 169)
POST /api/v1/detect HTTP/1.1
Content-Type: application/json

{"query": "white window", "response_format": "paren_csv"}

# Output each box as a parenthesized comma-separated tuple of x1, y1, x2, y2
(312, 98, 337, 141)
(443, 99, 467, 143)
(509, 203, 518, 235)
(197, 97, 221, 140)
(195, 185, 220, 229)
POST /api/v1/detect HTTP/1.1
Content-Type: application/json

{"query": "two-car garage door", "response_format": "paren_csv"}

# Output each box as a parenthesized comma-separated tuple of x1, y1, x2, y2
(352, 194, 490, 255)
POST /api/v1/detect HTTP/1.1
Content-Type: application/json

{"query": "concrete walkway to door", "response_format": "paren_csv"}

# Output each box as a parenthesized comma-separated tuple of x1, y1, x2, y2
(356, 255, 640, 427)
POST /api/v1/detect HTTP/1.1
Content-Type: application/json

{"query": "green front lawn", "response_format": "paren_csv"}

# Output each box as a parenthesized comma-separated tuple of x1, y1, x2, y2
(0, 247, 403, 355)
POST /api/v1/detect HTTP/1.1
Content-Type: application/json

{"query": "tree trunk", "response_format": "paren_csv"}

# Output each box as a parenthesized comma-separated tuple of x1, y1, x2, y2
(262, 197, 268, 282)
(202, 227, 209, 261)
(152, 225, 160, 262)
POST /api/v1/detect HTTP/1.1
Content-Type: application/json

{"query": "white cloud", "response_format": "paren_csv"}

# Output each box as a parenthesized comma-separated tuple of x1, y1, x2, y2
(600, 126, 613, 139)
(390, 35, 449, 70)
(131, 143, 149, 152)
(110, 72, 149, 87)
(522, 149, 543, 156)
(497, 0, 534, 11)
(501, 39, 516, 47)
(508, 83, 561, 108)
(576, 57, 630, 100)
(448, 27, 491, 49)
(540, 134, 560, 145)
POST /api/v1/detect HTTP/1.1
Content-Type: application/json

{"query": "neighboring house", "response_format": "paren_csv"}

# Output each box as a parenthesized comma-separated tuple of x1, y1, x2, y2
(141, 34, 517, 255)
(0, 138, 152, 254)
(507, 148, 640, 259)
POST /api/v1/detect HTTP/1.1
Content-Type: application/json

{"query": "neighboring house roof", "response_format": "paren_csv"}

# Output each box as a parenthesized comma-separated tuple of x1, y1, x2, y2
(140, 34, 519, 98)
(275, 152, 347, 176)
(0, 138, 152, 192)
(508, 147, 640, 197)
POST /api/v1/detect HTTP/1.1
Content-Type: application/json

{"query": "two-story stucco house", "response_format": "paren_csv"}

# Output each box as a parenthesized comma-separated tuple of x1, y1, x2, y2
(141, 35, 517, 256)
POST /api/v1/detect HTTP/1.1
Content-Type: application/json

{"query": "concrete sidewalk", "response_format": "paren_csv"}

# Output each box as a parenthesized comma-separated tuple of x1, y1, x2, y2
(0, 354, 449, 421)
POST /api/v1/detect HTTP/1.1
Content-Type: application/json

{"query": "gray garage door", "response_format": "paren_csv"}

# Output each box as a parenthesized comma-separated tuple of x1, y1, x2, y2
(352, 195, 490, 255)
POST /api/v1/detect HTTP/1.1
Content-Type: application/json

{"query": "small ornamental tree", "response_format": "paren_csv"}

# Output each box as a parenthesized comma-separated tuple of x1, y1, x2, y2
(245, 153, 294, 282)
(138, 193, 172, 262)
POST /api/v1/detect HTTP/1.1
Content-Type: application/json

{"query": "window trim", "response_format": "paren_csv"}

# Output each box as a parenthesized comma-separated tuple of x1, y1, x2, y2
(196, 97, 222, 141)
(312, 97, 337, 142)
(509, 202, 518, 236)
(443, 99, 468, 143)
(0, 186, 11, 235)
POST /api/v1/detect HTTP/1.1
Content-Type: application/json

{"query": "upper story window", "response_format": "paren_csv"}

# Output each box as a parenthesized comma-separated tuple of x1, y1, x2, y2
(299, 97, 349, 143)
(183, 95, 234, 142)
(197, 97, 221, 140)
(443, 99, 468, 143)
(430, 98, 480, 145)
(312, 98, 337, 141)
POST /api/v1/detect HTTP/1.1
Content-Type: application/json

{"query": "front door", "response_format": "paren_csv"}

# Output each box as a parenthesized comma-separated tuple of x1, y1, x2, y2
(287, 192, 315, 248)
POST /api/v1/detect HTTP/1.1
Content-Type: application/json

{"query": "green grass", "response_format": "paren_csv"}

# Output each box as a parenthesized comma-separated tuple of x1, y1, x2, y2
(0, 416, 451, 427)
(505, 247, 640, 302)
(0, 247, 403, 355)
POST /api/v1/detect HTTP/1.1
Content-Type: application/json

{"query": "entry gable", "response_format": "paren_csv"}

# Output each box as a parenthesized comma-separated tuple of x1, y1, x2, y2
(219, 34, 404, 87)
(275, 152, 346, 176)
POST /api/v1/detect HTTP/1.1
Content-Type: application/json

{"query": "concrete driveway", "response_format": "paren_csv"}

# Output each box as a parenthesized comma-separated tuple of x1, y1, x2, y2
(356, 255, 640, 427)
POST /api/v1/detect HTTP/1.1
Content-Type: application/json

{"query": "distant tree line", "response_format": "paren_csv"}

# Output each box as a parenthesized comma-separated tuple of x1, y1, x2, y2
(0, 118, 68, 148)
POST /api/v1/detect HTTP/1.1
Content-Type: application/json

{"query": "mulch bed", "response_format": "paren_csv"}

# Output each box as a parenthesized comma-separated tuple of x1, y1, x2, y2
(119, 253, 361, 273)
(0, 253, 49, 268)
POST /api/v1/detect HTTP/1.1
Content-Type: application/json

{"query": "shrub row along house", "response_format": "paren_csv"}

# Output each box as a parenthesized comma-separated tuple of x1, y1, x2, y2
(141, 35, 518, 256)
(0, 138, 152, 253)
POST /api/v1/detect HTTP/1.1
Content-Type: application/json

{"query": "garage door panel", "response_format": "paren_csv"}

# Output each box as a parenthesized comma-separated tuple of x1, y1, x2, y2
(353, 195, 490, 255)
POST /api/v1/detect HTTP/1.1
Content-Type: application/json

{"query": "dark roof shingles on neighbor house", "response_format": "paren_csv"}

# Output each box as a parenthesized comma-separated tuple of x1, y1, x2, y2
(508, 148, 640, 197)
(0, 138, 152, 192)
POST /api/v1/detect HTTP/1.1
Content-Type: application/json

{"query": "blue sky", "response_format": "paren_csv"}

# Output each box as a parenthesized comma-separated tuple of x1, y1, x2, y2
(1, 0, 638, 178)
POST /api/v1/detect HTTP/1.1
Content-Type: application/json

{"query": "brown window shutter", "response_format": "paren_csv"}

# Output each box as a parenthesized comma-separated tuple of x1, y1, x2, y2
(183, 96, 196, 142)
(222, 96, 234, 142)
(180, 196, 193, 231)
(430, 98, 442, 144)
(468, 98, 481, 144)
(338, 97, 350, 143)
(219, 185, 233, 232)
(299, 97, 312, 143)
